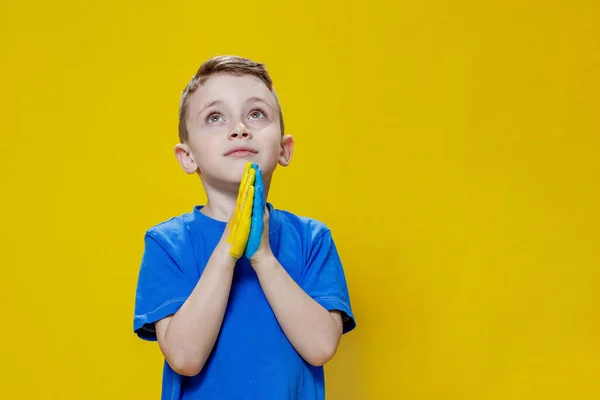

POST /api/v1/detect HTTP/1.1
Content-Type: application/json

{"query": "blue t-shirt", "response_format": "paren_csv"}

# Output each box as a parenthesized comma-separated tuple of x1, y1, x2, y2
(133, 204, 356, 400)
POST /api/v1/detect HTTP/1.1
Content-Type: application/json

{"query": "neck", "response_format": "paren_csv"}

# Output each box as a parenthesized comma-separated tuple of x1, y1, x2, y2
(199, 175, 272, 222)
(201, 188, 238, 222)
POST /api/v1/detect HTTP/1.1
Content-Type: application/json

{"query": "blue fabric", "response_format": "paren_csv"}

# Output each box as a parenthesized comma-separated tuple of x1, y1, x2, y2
(133, 204, 356, 400)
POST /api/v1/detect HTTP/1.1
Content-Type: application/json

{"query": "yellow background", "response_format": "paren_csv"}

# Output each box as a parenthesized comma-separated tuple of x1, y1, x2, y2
(1, 0, 599, 399)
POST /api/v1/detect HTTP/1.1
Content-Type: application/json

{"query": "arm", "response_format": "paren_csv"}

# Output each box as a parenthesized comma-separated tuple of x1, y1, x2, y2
(249, 207, 345, 367)
(155, 165, 257, 376)
(252, 253, 344, 366)
(155, 239, 235, 377)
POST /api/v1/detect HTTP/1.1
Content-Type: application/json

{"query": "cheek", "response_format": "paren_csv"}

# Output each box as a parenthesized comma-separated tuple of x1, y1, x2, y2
(189, 137, 216, 164)
(260, 142, 282, 169)
(264, 138, 281, 157)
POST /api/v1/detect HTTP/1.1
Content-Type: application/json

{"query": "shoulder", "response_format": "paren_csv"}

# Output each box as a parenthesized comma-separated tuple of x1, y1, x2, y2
(144, 212, 195, 250)
(275, 208, 333, 243)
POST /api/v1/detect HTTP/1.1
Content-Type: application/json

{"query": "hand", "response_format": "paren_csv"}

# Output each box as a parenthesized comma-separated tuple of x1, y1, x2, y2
(226, 162, 272, 262)
(226, 163, 256, 259)
(245, 164, 266, 259)
(249, 206, 273, 267)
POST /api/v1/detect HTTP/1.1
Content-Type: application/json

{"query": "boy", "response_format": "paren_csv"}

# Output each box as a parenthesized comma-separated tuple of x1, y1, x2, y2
(133, 55, 356, 399)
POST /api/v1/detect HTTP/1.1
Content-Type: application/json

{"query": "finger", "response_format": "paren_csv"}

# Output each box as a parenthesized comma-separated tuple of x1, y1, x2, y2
(245, 166, 265, 258)
(255, 169, 266, 212)
(237, 162, 252, 203)
(228, 163, 254, 243)
(231, 185, 254, 258)
(227, 163, 250, 242)
(231, 175, 255, 254)
(245, 184, 264, 259)
(246, 166, 263, 256)
(234, 163, 252, 215)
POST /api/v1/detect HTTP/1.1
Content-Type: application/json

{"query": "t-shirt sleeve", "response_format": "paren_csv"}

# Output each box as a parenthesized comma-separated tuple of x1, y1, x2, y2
(300, 228, 356, 334)
(133, 230, 196, 341)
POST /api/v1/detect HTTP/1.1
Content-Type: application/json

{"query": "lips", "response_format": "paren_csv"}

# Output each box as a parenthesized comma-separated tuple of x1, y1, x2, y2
(224, 146, 258, 156)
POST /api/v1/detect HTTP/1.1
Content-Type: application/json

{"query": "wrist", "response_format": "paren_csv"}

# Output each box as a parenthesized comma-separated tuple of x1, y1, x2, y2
(250, 250, 277, 272)
(214, 239, 237, 268)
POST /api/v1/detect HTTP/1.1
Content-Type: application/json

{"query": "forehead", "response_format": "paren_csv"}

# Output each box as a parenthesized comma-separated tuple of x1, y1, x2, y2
(188, 73, 277, 111)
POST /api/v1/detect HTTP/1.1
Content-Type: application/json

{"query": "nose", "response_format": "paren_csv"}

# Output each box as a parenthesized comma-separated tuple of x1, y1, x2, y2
(228, 122, 252, 140)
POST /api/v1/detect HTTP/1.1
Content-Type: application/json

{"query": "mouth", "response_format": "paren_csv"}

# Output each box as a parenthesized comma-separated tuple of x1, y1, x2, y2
(224, 147, 258, 157)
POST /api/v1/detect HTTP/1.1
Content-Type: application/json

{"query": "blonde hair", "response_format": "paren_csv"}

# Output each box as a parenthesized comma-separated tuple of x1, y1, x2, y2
(178, 55, 284, 143)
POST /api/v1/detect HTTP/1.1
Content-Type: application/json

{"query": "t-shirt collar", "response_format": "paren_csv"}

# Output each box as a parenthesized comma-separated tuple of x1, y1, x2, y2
(191, 202, 281, 235)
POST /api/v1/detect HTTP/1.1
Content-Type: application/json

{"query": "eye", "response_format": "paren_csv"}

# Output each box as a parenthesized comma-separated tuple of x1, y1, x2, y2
(248, 109, 266, 120)
(206, 113, 224, 123)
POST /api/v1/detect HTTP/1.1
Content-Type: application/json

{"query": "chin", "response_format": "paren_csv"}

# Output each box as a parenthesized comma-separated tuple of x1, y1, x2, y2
(224, 157, 258, 172)
(223, 163, 249, 182)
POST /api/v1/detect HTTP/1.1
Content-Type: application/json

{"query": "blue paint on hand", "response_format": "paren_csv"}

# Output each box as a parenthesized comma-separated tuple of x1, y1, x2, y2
(245, 164, 265, 259)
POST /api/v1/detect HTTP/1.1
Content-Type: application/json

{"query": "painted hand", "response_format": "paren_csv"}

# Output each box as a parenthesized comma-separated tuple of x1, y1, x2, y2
(227, 163, 256, 259)
(226, 162, 267, 260)
(245, 164, 266, 259)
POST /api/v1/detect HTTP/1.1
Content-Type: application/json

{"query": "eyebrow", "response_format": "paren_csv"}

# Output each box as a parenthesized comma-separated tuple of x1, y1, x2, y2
(246, 96, 275, 112)
(196, 96, 276, 121)
(197, 99, 223, 121)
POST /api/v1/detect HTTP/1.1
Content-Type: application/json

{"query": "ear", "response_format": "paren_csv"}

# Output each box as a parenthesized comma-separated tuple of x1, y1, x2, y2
(174, 143, 199, 174)
(278, 134, 294, 167)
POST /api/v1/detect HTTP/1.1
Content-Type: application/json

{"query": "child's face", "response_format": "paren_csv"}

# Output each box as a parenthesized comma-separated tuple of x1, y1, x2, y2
(177, 73, 292, 189)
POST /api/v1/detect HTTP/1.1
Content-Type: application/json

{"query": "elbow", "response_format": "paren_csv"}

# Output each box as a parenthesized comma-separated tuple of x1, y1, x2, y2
(172, 363, 202, 378)
(304, 339, 340, 367)
(167, 354, 204, 377)
(305, 322, 343, 367)
(156, 320, 206, 377)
